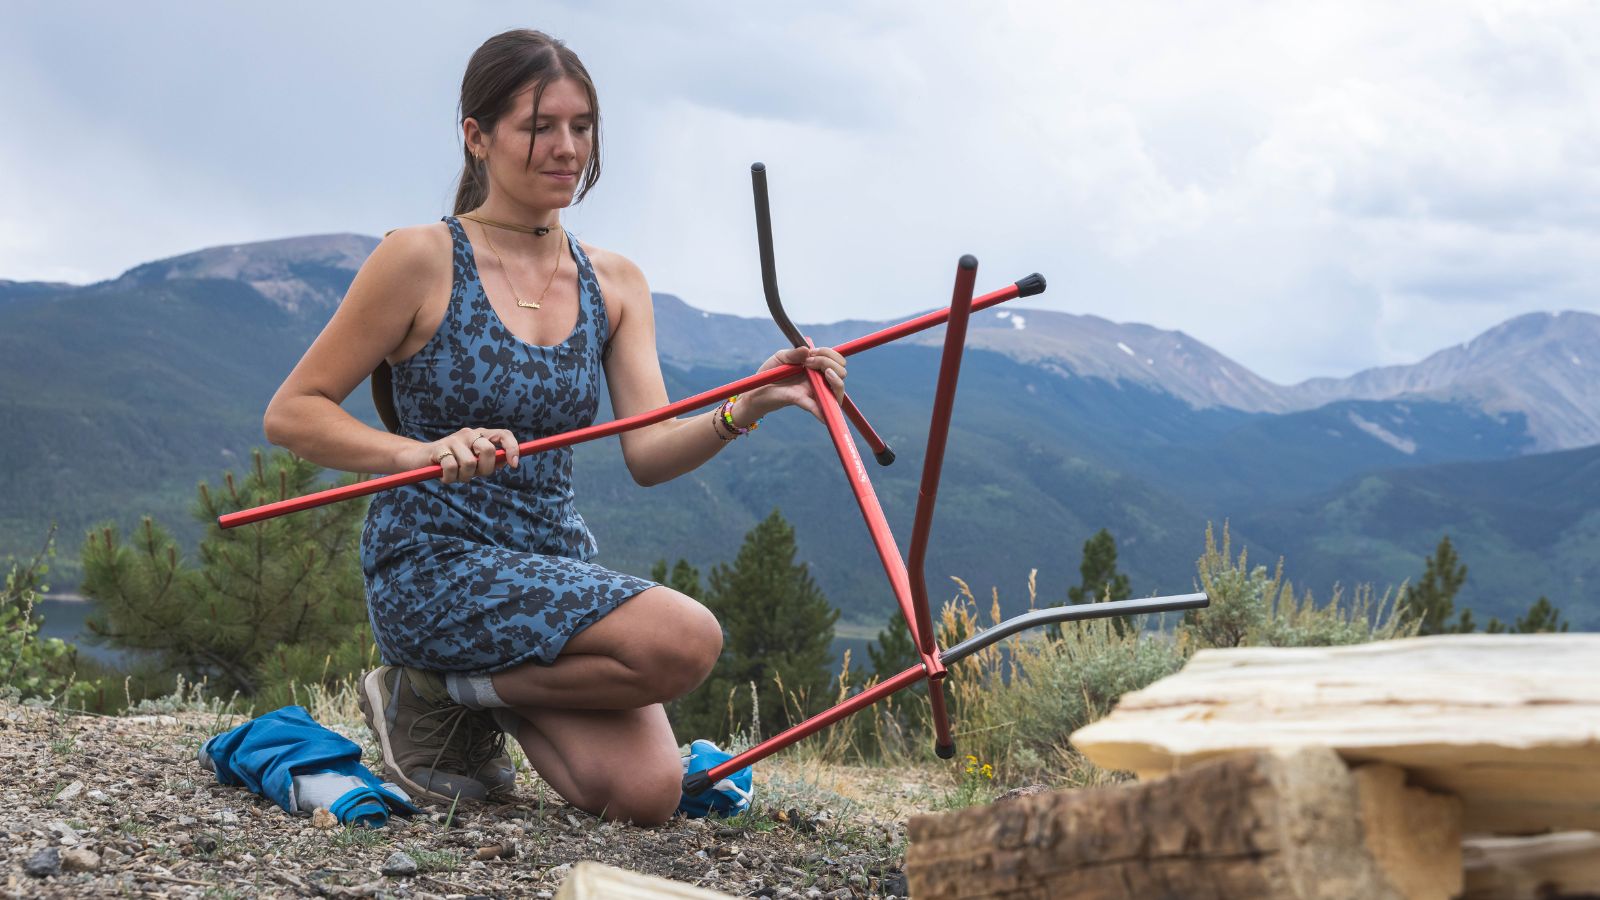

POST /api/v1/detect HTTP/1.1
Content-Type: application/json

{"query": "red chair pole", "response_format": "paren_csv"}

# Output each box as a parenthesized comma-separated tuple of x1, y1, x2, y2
(906, 255, 979, 758)
(218, 278, 1042, 529)
(801, 342, 942, 676)
(840, 395, 893, 466)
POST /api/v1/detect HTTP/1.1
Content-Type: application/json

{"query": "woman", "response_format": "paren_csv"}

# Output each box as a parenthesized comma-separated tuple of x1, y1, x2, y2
(264, 29, 847, 826)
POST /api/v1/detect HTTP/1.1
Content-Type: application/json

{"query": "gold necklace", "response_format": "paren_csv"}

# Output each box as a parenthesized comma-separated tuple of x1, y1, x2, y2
(476, 221, 563, 310)
(459, 210, 555, 236)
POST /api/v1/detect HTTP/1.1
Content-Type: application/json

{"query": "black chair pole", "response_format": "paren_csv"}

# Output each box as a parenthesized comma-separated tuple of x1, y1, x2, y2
(751, 163, 896, 466)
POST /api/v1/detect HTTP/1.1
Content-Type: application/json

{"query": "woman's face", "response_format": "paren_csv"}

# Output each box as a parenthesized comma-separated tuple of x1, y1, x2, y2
(474, 76, 594, 211)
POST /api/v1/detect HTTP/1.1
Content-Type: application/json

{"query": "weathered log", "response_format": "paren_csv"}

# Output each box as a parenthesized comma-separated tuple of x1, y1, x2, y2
(1070, 634, 1600, 833)
(555, 861, 736, 899)
(905, 747, 1461, 900)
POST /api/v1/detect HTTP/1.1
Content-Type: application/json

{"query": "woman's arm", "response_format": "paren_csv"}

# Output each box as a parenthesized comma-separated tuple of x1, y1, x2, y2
(595, 250, 845, 488)
(263, 226, 521, 482)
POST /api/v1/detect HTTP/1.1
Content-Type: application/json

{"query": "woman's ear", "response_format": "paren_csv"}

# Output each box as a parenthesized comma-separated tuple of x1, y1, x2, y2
(462, 117, 489, 157)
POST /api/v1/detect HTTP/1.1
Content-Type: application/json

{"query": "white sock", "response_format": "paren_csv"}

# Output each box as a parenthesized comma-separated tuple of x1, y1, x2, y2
(444, 672, 508, 709)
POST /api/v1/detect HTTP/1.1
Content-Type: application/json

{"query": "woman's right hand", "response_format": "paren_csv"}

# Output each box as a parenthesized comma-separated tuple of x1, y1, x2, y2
(399, 427, 521, 484)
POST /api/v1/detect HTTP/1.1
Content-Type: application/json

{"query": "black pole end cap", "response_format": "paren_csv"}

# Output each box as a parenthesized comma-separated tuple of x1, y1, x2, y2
(751, 162, 766, 173)
(958, 254, 978, 271)
(682, 771, 712, 796)
(874, 447, 896, 467)
(935, 741, 958, 760)
(1015, 272, 1047, 297)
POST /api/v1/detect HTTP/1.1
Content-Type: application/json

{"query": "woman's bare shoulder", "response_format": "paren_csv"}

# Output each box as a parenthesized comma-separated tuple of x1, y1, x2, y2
(579, 240, 649, 325)
(580, 242, 647, 291)
(371, 221, 453, 276)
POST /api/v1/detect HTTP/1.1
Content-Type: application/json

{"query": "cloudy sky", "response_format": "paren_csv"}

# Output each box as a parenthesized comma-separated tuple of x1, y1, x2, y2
(4, 1, 1596, 382)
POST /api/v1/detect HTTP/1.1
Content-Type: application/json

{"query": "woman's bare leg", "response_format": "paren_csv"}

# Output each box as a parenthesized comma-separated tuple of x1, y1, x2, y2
(504, 703, 683, 825)
(489, 586, 722, 710)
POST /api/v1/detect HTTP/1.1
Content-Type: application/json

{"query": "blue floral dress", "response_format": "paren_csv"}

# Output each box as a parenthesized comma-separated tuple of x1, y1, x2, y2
(360, 216, 657, 673)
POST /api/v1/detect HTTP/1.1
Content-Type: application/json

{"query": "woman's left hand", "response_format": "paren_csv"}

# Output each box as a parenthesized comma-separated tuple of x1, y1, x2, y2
(738, 346, 848, 425)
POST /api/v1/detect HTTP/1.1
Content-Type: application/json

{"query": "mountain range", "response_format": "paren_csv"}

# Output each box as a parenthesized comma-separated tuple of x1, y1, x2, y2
(2, 232, 1595, 630)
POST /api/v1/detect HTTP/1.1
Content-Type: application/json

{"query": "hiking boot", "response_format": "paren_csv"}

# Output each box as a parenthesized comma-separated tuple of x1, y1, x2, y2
(358, 666, 503, 805)
(465, 710, 518, 800)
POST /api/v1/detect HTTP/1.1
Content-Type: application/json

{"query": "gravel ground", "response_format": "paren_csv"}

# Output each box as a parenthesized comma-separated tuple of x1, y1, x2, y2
(0, 699, 936, 899)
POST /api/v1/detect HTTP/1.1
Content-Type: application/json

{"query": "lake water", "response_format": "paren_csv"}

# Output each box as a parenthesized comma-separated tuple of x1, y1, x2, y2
(32, 596, 133, 665)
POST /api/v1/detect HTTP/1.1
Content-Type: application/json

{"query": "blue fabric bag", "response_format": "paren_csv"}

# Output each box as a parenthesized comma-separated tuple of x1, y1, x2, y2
(200, 705, 418, 827)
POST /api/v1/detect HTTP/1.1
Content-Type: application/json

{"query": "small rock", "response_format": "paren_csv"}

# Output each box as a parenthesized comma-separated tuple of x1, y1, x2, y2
(996, 783, 1051, 803)
(176, 814, 197, 826)
(47, 821, 81, 845)
(218, 809, 240, 825)
(196, 834, 219, 854)
(311, 807, 338, 829)
(881, 871, 909, 895)
(55, 781, 85, 802)
(60, 847, 101, 872)
(24, 847, 62, 878)
(381, 851, 418, 877)
(545, 862, 572, 882)
(87, 789, 110, 804)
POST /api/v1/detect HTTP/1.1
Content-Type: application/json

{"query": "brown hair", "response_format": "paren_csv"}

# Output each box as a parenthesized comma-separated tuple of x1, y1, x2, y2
(452, 29, 603, 214)
(375, 30, 604, 434)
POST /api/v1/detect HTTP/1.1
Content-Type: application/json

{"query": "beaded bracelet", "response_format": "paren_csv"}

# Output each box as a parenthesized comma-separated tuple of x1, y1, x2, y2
(719, 395, 762, 436)
(710, 409, 736, 441)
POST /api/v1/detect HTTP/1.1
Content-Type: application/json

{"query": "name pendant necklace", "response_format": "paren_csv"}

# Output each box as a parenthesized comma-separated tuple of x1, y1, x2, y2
(462, 213, 563, 310)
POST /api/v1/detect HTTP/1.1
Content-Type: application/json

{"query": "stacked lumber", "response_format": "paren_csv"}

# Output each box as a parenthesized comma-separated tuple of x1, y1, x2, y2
(907, 748, 1460, 899)
(555, 861, 736, 899)
(907, 634, 1600, 899)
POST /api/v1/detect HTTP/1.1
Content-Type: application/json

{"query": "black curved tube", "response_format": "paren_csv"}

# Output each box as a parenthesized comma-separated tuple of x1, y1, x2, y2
(942, 592, 1210, 665)
(750, 163, 805, 349)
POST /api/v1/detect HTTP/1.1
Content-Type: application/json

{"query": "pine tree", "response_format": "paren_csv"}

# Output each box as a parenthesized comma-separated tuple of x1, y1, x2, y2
(1403, 535, 1473, 635)
(650, 557, 703, 598)
(867, 614, 917, 679)
(673, 509, 838, 741)
(1065, 528, 1133, 635)
(1513, 596, 1569, 633)
(79, 449, 372, 699)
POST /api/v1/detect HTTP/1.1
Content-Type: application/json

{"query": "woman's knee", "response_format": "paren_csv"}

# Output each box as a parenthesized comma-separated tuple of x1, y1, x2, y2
(624, 589, 722, 700)
(570, 753, 682, 826)
(565, 586, 724, 702)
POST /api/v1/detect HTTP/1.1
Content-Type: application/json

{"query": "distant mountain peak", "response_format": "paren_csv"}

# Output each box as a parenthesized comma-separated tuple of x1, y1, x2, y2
(114, 233, 380, 315)
(1284, 310, 1600, 451)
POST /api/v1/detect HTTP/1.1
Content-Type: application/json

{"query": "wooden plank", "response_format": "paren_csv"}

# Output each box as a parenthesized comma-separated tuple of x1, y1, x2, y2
(905, 748, 1461, 900)
(1070, 634, 1600, 833)
(555, 861, 736, 900)
(1461, 831, 1600, 900)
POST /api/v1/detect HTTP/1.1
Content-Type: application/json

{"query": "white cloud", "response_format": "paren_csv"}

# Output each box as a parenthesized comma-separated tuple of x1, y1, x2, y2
(2, 0, 1598, 383)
